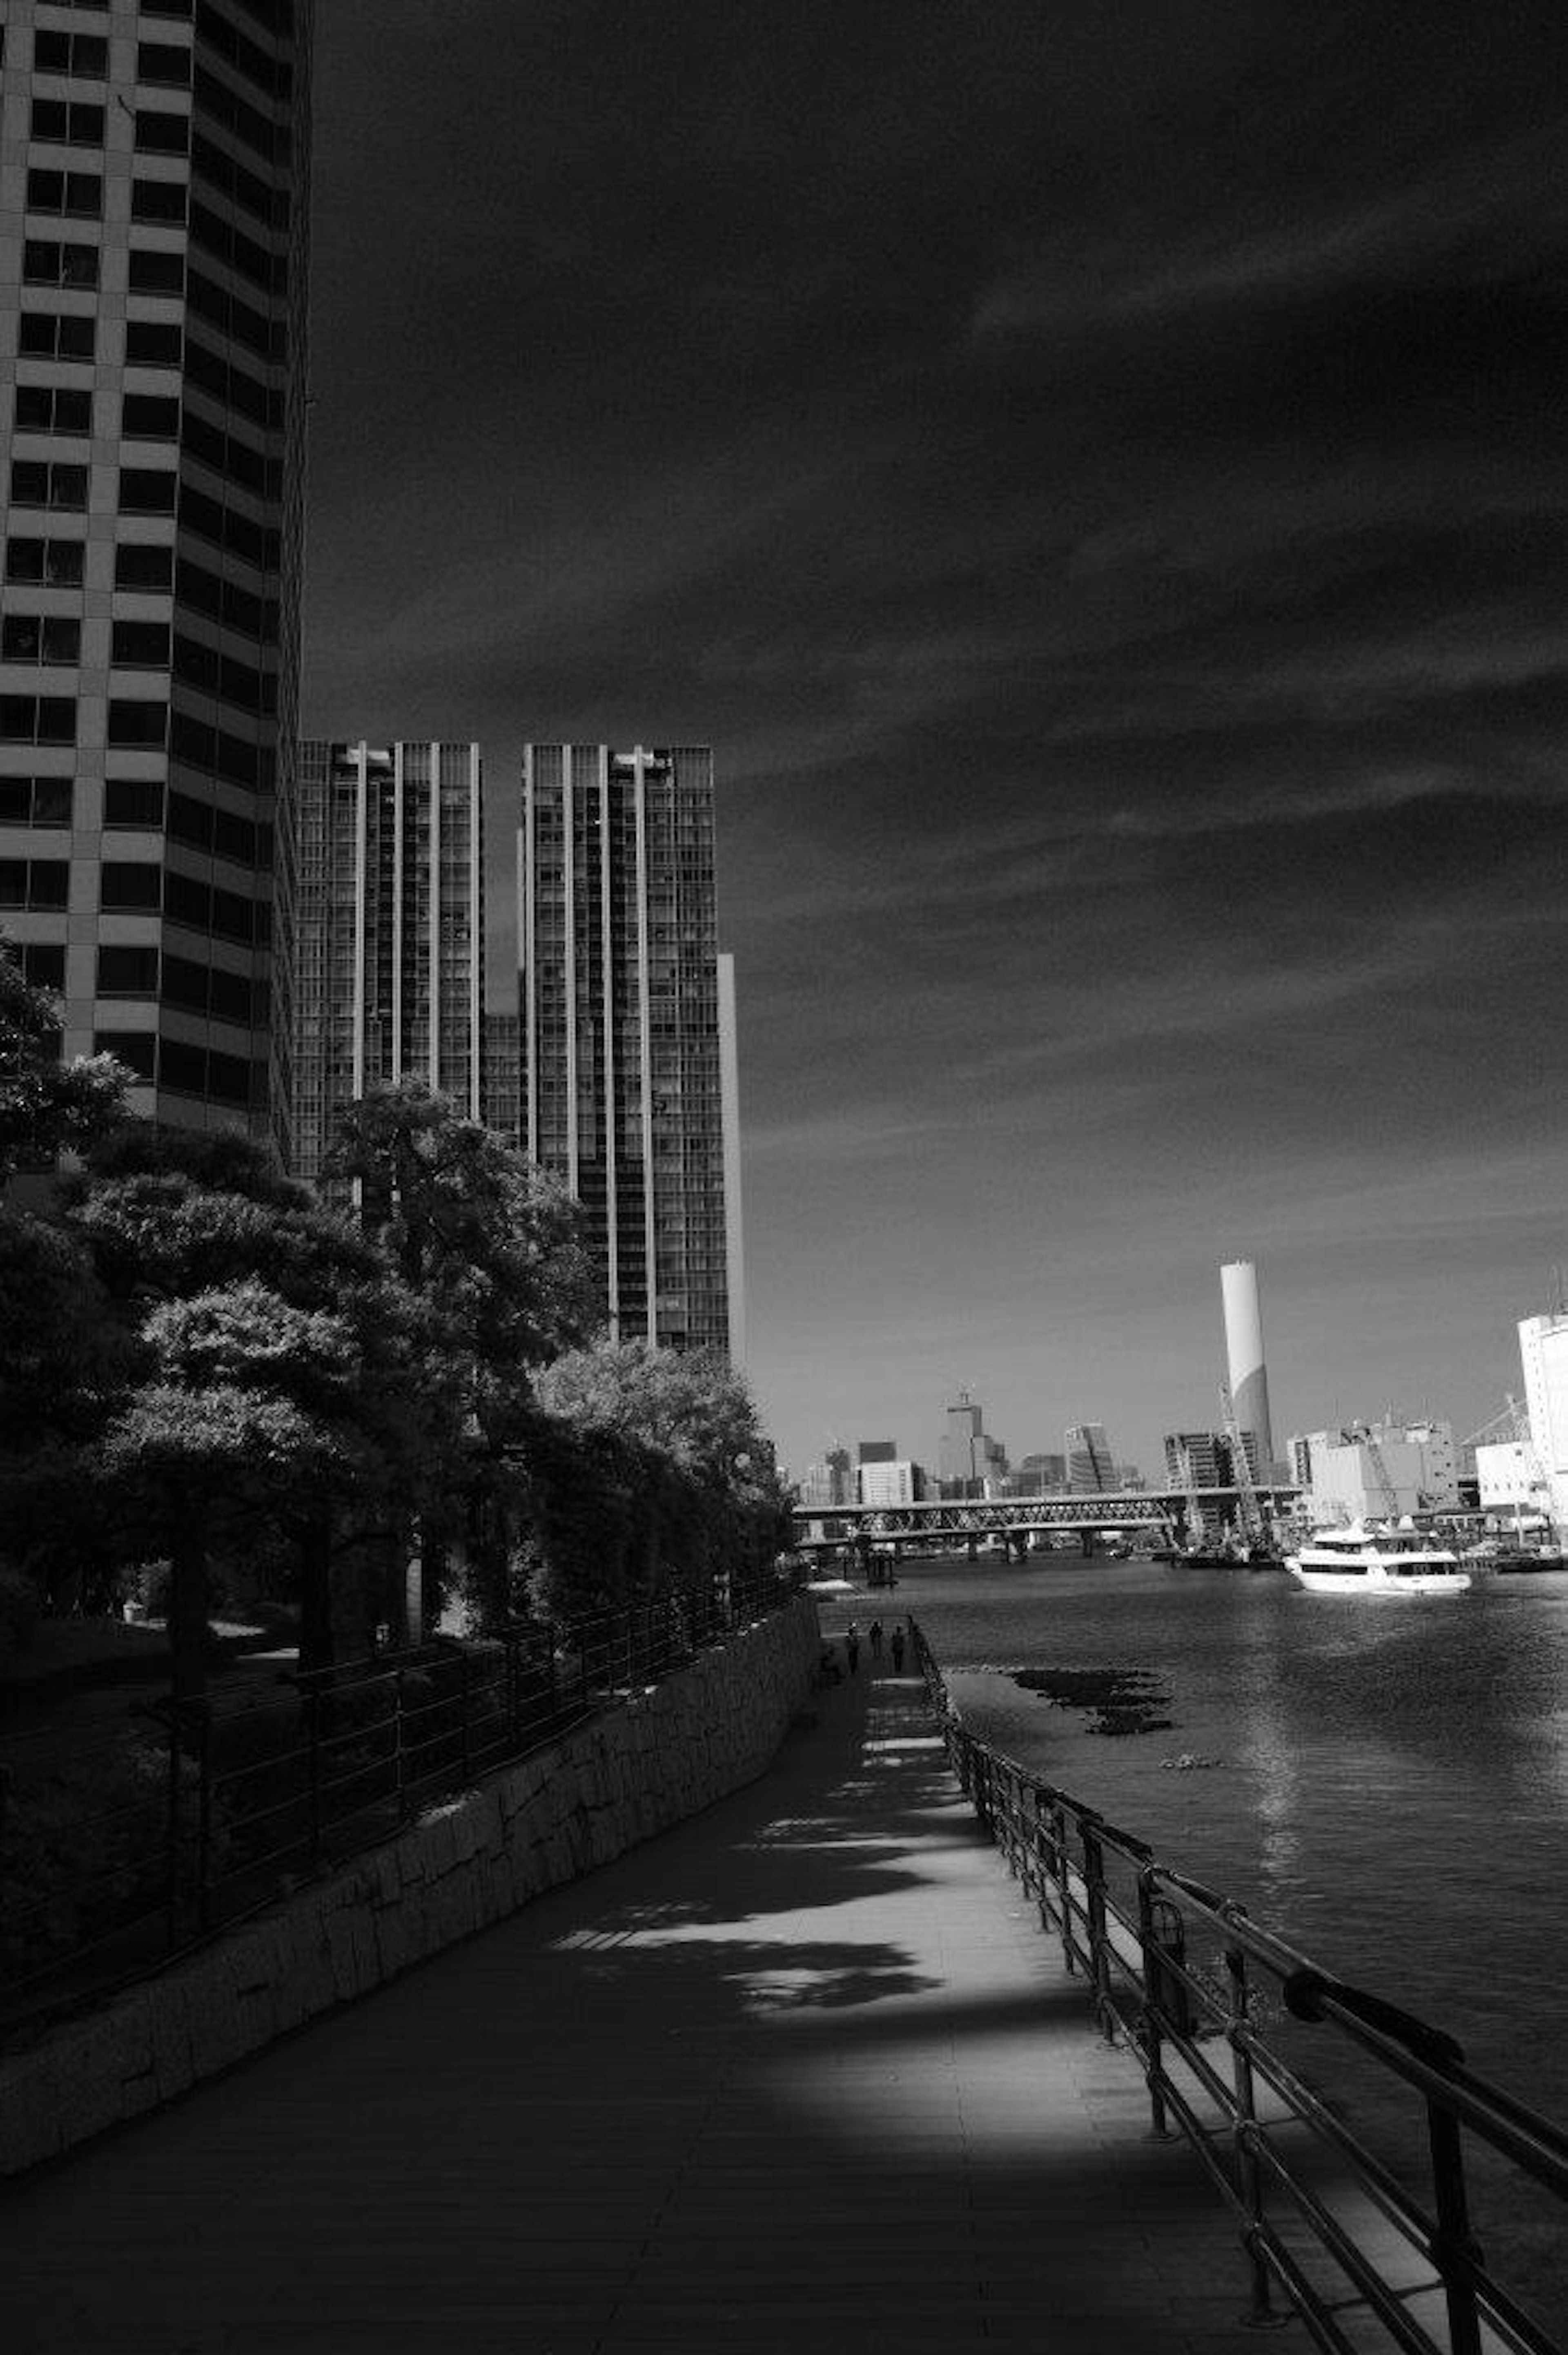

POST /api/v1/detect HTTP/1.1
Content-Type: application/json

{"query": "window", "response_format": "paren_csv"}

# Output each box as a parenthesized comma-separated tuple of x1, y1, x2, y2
(131, 177, 187, 225)
(107, 700, 169, 747)
(14, 386, 93, 436)
(9, 463, 90, 511)
(104, 776, 165, 827)
(18, 313, 97, 361)
(29, 100, 107, 147)
(26, 169, 102, 218)
(22, 240, 100, 290)
(115, 543, 174, 591)
(98, 945, 160, 997)
(137, 42, 192, 85)
(2, 616, 81, 665)
(94, 1030, 156, 1082)
(159, 1037, 207, 1095)
(0, 857, 70, 908)
(112, 620, 171, 666)
(21, 942, 67, 993)
(33, 30, 109, 75)
(0, 696, 76, 744)
(7, 537, 85, 587)
(125, 320, 183, 368)
(128, 248, 185, 296)
(0, 777, 73, 827)
(118, 468, 178, 514)
(135, 110, 190, 157)
(100, 863, 163, 912)
(122, 393, 180, 441)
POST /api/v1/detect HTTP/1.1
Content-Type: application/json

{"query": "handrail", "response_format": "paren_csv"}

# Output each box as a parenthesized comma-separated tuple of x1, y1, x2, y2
(910, 1616, 1567, 2355)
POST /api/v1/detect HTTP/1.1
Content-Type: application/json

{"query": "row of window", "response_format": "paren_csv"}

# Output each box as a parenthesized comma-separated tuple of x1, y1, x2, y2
(9, 465, 281, 572)
(0, 698, 272, 782)
(14, 372, 281, 499)
(0, 776, 74, 827)
(97, 944, 265, 1028)
(0, 773, 267, 862)
(99, 861, 270, 941)
(96, 1031, 263, 1107)
(3, 537, 281, 644)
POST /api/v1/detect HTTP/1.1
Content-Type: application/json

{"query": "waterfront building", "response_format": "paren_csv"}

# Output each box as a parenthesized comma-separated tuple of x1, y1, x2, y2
(287, 740, 482, 1183)
(1476, 1440, 1554, 1527)
(1002, 1452, 1067, 1497)
(0, 4, 314, 1149)
(797, 1448, 855, 1512)
(1220, 1260, 1277, 1476)
(516, 743, 740, 1359)
(1519, 1313, 1568, 1532)
(481, 1007, 519, 1141)
(1164, 1430, 1261, 1488)
(858, 1458, 926, 1507)
(1065, 1423, 1116, 1493)
(937, 1389, 1007, 1496)
(1289, 1418, 1459, 1523)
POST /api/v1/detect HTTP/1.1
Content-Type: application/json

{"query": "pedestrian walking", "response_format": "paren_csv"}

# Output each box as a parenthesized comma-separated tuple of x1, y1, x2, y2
(890, 1624, 906, 1672)
(869, 1619, 884, 1659)
(845, 1622, 860, 1676)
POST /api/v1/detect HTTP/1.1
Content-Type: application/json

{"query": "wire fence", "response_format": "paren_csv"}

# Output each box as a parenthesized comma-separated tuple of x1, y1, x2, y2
(911, 1617, 1568, 2355)
(0, 1567, 790, 2043)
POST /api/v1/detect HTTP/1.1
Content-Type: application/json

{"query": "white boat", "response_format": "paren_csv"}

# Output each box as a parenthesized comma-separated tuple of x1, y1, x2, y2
(1285, 1520, 1471, 1596)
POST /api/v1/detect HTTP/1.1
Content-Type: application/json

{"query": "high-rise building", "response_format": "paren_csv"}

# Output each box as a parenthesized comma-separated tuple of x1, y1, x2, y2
(1164, 1430, 1261, 1488)
(516, 743, 741, 1358)
(0, 4, 314, 1148)
(1065, 1422, 1115, 1492)
(1221, 1260, 1276, 1474)
(937, 1389, 1007, 1495)
(858, 1440, 898, 1465)
(287, 740, 482, 1182)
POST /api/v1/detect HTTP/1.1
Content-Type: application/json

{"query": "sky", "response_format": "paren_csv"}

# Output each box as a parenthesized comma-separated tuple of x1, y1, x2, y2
(303, 3, 1568, 1479)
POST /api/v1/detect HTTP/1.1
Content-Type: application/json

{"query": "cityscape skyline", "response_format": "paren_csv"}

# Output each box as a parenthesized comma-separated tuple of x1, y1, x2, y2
(298, 9, 1568, 1481)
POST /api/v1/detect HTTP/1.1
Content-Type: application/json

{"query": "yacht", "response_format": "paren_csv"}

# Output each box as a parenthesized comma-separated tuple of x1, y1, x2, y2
(1285, 1521, 1471, 1596)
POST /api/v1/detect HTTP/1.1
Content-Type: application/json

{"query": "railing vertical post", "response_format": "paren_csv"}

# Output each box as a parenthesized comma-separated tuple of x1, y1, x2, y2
(1427, 2099, 1484, 2355)
(1225, 1940, 1280, 2326)
(193, 1702, 213, 1935)
(504, 1633, 520, 1752)
(1081, 1819, 1116, 2043)
(305, 1683, 322, 1869)
(1136, 1868, 1171, 2137)
(458, 1652, 472, 1782)
(393, 1668, 408, 1821)
(165, 1703, 182, 1949)
(1051, 1800, 1076, 1973)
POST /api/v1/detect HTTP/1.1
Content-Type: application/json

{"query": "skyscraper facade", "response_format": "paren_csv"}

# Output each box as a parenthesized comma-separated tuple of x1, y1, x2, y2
(0, 2, 313, 1145)
(516, 743, 741, 1358)
(288, 740, 482, 1182)
(1065, 1422, 1115, 1492)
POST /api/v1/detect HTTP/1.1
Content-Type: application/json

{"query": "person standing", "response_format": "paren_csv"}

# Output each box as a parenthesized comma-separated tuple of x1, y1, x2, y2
(890, 1624, 906, 1672)
(845, 1623, 860, 1676)
(869, 1619, 884, 1659)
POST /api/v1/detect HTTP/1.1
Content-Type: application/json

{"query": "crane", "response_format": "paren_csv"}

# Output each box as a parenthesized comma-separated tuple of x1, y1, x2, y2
(1358, 1423, 1401, 1522)
(1218, 1385, 1264, 1552)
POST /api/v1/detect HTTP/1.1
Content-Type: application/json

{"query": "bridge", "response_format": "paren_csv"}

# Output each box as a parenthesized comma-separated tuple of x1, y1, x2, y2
(791, 1485, 1301, 1560)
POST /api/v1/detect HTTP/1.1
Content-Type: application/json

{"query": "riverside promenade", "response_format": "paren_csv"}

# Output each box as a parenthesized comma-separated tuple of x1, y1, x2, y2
(1, 1650, 1300, 2354)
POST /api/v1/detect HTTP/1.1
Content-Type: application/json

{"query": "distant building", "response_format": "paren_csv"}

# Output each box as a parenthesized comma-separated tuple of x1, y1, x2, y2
(858, 1439, 898, 1465)
(1065, 1423, 1116, 1493)
(797, 1449, 855, 1511)
(1114, 1463, 1147, 1492)
(1519, 1313, 1568, 1531)
(481, 1009, 519, 1142)
(1164, 1430, 1261, 1488)
(858, 1459, 926, 1507)
(938, 1390, 1007, 1496)
(516, 743, 740, 1358)
(1476, 1440, 1554, 1525)
(289, 740, 483, 1183)
(1290, 1418, 1459, 1521)
(1002, 1452, 1067, 1497)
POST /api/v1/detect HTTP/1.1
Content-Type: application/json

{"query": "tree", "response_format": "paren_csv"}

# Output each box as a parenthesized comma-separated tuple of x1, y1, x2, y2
(0, 940, 127, 1178)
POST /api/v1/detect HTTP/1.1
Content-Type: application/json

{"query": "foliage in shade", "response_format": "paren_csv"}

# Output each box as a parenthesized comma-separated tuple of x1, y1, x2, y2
(0, 943, 129, 1180)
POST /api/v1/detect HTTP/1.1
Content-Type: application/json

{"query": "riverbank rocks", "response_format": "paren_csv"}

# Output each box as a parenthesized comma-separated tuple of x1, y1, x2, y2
(0, 1597, 820, 2179)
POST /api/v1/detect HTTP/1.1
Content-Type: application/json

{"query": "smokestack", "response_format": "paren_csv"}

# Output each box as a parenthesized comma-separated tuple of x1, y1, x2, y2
(1221, 1259, 1274, 1473)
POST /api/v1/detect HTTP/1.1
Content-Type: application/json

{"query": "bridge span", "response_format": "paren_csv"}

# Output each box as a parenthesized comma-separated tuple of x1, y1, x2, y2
(791, 1485, 1300, 1560)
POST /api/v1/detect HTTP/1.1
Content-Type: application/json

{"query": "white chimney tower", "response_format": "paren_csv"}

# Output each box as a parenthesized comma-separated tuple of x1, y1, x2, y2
(1221, 1259, 1275, 1476)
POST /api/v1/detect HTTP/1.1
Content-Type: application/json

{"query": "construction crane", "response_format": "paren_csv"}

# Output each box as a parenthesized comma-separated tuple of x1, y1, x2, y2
(1218, 1385, 1264, 1551)
(1178, 1440, 1207, 1554)
(1358, 1423, 1402, 1521)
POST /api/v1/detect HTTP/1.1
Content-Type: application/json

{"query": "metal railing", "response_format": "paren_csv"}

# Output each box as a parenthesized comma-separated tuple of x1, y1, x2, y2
(0, 1569, 788, 2041)
(911, 1618, 1568, 2355)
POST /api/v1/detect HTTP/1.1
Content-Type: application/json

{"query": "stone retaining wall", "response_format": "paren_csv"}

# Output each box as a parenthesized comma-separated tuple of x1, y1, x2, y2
(0, 1596, 820, 2177)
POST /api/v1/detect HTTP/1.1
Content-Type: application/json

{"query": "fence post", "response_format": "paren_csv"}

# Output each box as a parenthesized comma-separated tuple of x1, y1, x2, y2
(1051, 1800, 1076, 1974)
(393, 1668, 408, 1821)
(165, 1702, 183, 1949)
(305, 1683, 323, 1869)
(1427, 2099, 1484, 2355)
(1225, 1939, 1283, 2326)
(193, 1701, 213, 1935)
(1136, 1868, 1171, 2137)
(1081, 1818, 1117, 2043)
(459, 1651, 472, 1783)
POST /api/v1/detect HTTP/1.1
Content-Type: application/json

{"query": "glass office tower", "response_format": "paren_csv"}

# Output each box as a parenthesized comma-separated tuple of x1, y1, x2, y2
(0, 0, 312, 1149)
(517, 743, 742, 1359)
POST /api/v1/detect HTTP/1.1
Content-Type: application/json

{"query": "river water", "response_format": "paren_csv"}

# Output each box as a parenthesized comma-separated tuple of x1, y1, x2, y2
(847, 1552, 1568, 2325)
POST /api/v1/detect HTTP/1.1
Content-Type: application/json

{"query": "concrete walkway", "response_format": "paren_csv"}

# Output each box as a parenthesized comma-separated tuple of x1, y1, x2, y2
(1, 1659, 1301, 2354)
